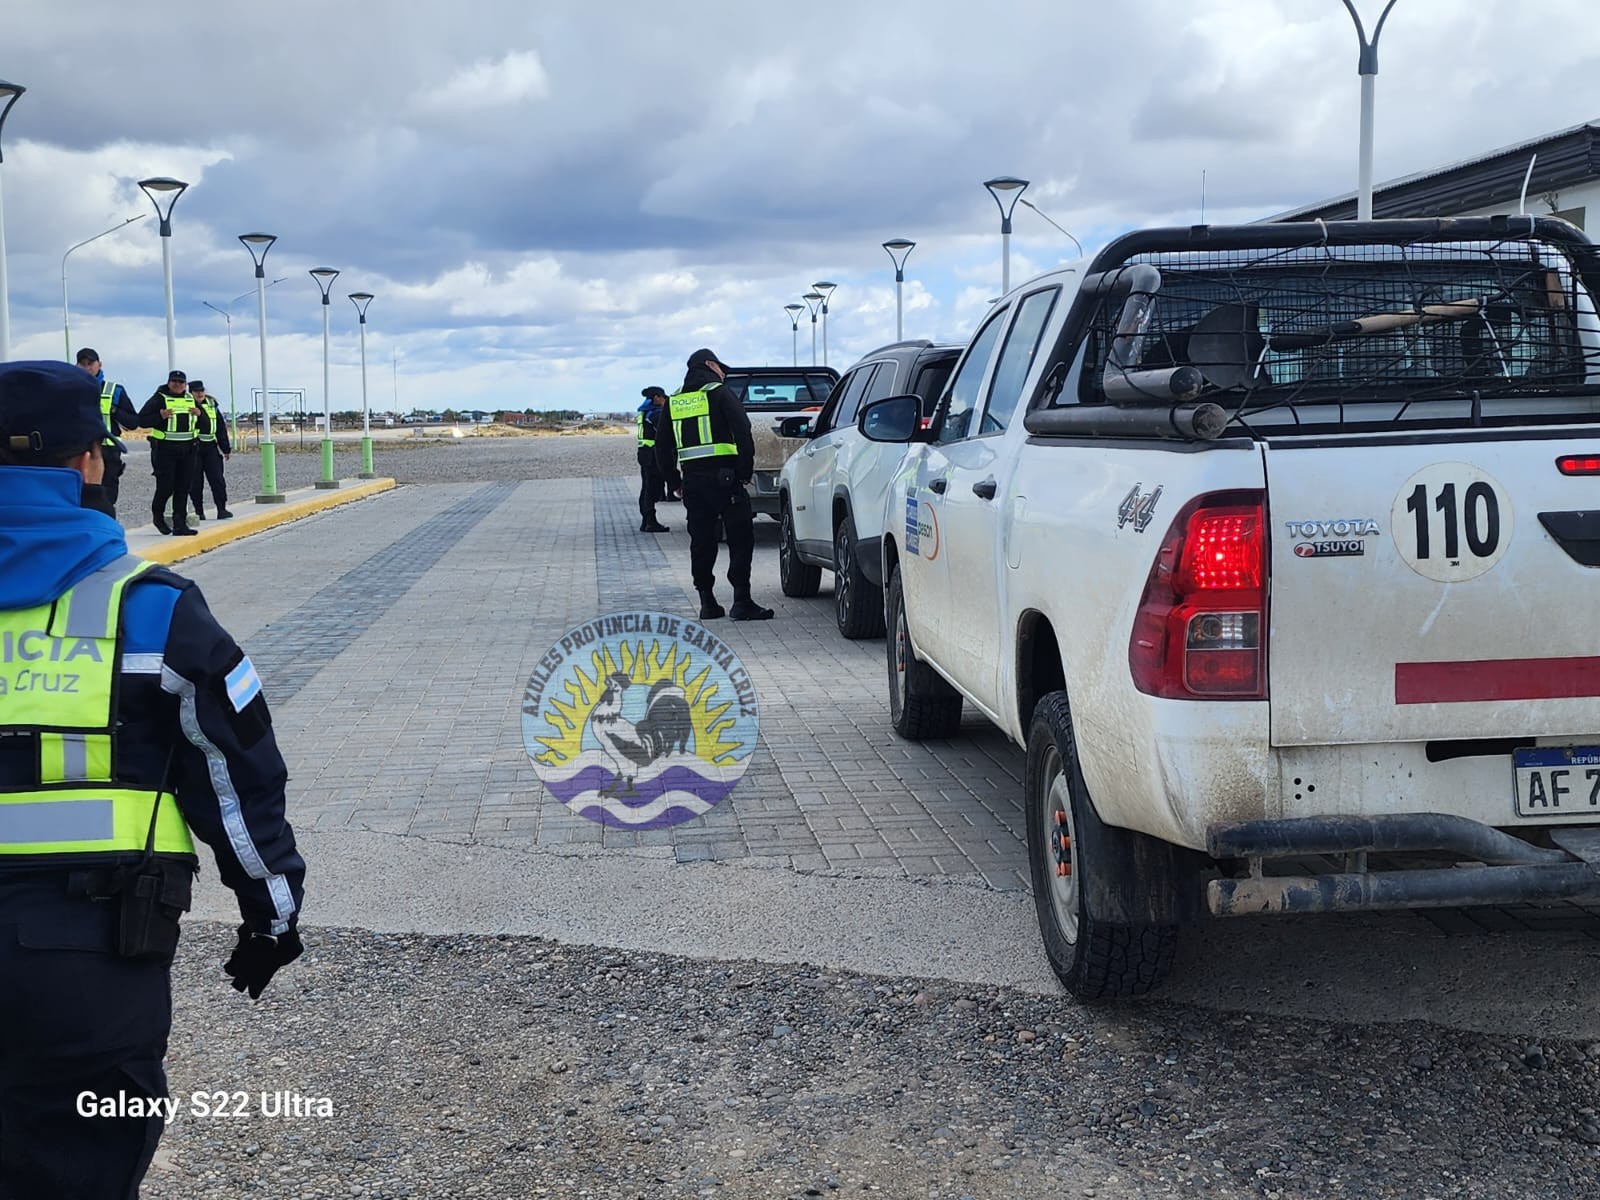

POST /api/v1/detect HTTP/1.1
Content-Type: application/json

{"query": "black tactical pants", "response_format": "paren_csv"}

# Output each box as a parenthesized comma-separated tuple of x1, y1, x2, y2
(638, 448, 665, 522)
(150, 441, 196, 530)
(0, 877, 173, 1200)
(682, 466, 754, 594)
(190, 443, 227, 515)
(102, 447, 125, 518)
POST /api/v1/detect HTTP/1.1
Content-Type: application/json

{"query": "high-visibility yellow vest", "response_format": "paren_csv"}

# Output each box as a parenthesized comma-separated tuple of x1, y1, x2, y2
(148, 393, 197, 442)
(668, 384, 737, 466)
(0, 556, 196, 859)
(637, 409, 658, 449)
(99, 382, 120, 448)
(196, 397, 220, 444)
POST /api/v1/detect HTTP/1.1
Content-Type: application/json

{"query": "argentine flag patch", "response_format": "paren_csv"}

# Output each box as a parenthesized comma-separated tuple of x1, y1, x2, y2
(225, 656, 263, 712)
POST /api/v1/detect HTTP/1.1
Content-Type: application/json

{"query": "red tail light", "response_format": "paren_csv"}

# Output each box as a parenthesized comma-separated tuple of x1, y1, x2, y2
(1130, 492, 1268, 700)
(1557, 454, 1600, 476)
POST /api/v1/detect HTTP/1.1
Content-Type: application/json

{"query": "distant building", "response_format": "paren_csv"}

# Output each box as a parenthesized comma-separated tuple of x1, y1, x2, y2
(1272, 119, 1600, 230)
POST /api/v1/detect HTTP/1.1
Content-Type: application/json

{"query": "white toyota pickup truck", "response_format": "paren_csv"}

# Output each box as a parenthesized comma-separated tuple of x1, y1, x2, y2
(864, 216, 1600, 1001)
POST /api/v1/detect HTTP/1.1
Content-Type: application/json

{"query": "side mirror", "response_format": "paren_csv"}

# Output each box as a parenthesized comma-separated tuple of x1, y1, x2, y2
(858, 394, 923, 443)
(776, 416, 813, 438)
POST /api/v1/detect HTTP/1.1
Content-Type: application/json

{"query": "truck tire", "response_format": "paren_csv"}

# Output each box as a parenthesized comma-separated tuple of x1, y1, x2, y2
(1025, 692, 1180, 1001)
(779, 497, 821, 598)
(834, 512, 886, 640)
(885, 567, 962, 739)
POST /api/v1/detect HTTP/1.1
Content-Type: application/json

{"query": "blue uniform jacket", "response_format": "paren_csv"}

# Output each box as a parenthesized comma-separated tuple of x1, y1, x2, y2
(0, 466, 304, 935)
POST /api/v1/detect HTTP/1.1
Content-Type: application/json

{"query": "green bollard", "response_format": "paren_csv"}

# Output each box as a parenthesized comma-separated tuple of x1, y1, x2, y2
(316, 437, 340, 489)
(359, 435, 376, 479)
(256, 441, 286, 504)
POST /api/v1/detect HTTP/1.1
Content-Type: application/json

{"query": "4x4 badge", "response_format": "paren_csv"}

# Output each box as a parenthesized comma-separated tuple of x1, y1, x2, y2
(1118, 483, 1163, 533)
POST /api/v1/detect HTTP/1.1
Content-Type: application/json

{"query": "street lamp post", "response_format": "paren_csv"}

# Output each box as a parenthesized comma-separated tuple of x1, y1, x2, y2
(309, 267, 341, 489)
(348, 292, 376, 478)
(203, 278, 284, 451)
(1339, 0, 1402, 221)
(983, 175, 1029, 295)
(138, 177, 190, 370)
(882, 239, 915, 341)
(239, 233, 283, 502)
(802, 292, 823, 367)
(812, 281, 837, 368)
(62, 215, 145, 359)
(0, 80, 25, 362)
(783, 303, 803, 366)
(1017, 198, 1084, 257)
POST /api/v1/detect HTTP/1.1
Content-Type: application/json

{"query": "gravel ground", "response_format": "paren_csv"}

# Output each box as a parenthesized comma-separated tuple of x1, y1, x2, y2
(113, 433, 635, 528)
(142, 923, 1600, 1200)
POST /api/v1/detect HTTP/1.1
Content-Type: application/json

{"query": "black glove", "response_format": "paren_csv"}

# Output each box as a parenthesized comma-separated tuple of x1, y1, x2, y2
(223, 924, 304, 999)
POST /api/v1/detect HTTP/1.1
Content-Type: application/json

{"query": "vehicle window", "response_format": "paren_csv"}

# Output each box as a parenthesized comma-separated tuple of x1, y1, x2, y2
(829, 365, 879, 431)
(860, 360, 902, 407)
(936, 309, 1009, 444)
(803, 372, 838, 405)
(981, 288, 1060, 434)
(912, 357, 957, 419)
(728, 373, 833, 412)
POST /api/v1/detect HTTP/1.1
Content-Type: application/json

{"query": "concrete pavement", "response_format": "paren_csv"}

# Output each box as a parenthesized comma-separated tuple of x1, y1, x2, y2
(163, 465, 1600, 1038)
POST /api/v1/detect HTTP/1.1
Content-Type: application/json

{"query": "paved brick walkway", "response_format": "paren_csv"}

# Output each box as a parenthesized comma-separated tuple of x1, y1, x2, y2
(179, 474, 1032, 892)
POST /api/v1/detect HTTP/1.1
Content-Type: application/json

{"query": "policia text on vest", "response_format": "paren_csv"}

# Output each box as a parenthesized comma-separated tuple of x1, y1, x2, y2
(139, 370, 200, 536)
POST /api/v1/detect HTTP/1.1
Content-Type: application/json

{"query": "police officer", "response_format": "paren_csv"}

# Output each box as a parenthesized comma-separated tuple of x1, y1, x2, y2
(187, 379, 234, 520)
(138, 369, 199, 535)
(73, 348, 139, 520)
(637, 386, 670, 534)
(0, 361, 306, 1198)
(654, 349, 774, 622)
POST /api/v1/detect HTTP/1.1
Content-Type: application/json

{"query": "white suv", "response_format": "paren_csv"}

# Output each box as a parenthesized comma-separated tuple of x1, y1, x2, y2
(776, 341, 961, 638)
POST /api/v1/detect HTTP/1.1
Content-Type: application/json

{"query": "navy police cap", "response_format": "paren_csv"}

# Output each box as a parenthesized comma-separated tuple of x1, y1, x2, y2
(0, 360, 124, 456)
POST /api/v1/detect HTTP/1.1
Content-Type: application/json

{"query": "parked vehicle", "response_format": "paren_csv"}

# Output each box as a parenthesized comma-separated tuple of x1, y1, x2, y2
(715, 366, 839, 517)
(776, 340, 961, 637)
(865, 216, 1600, 1001)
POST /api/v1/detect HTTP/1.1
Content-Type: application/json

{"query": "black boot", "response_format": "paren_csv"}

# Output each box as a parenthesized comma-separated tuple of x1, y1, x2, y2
(193, 507, 207, 521)
(152, 512, 171, 535)
(642, 517, 670, 532)
(729, 591, 774, 621)
(698, 589, 725, 620)
(217, 508, 234, 519)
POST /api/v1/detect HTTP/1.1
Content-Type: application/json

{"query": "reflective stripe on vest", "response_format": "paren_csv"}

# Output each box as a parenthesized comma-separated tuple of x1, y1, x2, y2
(150, 394, 197, 442)
(668, 387, 737, 465)
(0, 555, 196, 857)
(636, 411, 656, 449)
(99, 382, 118, 448)
(196, 398, 219, 443)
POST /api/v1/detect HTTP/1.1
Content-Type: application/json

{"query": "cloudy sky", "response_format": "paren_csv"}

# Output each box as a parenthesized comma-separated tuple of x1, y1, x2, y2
(2, 0, 1596, 415)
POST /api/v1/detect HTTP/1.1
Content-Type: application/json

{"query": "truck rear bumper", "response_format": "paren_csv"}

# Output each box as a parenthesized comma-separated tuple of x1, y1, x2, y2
(1205, 813, 1600, 916)
(750, 471, 780, 515)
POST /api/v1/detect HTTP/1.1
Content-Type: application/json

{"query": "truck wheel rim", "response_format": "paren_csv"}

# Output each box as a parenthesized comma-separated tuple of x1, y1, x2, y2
(835, 524, 852, 619)
(1042, 745, 1080, 945)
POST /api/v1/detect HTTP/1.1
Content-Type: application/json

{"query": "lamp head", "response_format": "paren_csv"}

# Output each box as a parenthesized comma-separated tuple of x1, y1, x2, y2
(983, 175, 1030, 228)
(803, 291, 823, 318)
(138, 176, 190, 233)
(0, 80, 24, 161)
(239, 232, 277, 276)
(309, 266, 341, 302)
(883, 238, 915, 274)
(348, 292, 375, 322)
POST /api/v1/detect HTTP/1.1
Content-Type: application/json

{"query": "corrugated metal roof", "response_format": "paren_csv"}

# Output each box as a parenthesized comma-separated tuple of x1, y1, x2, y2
(1270, 119, 1600, 223)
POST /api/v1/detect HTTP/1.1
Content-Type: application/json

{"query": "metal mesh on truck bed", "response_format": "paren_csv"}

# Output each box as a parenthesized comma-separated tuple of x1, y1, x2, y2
(1069, 220, 1600, 435)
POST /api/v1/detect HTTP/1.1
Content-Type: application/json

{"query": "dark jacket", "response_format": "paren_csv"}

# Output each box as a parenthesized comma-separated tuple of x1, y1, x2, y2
(138, 385, 193, 437)
(195, 397, 233, 454)
(653, 367, 754, 487)
(0, 466, 306, 935)
(98, 375, 140, 436)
